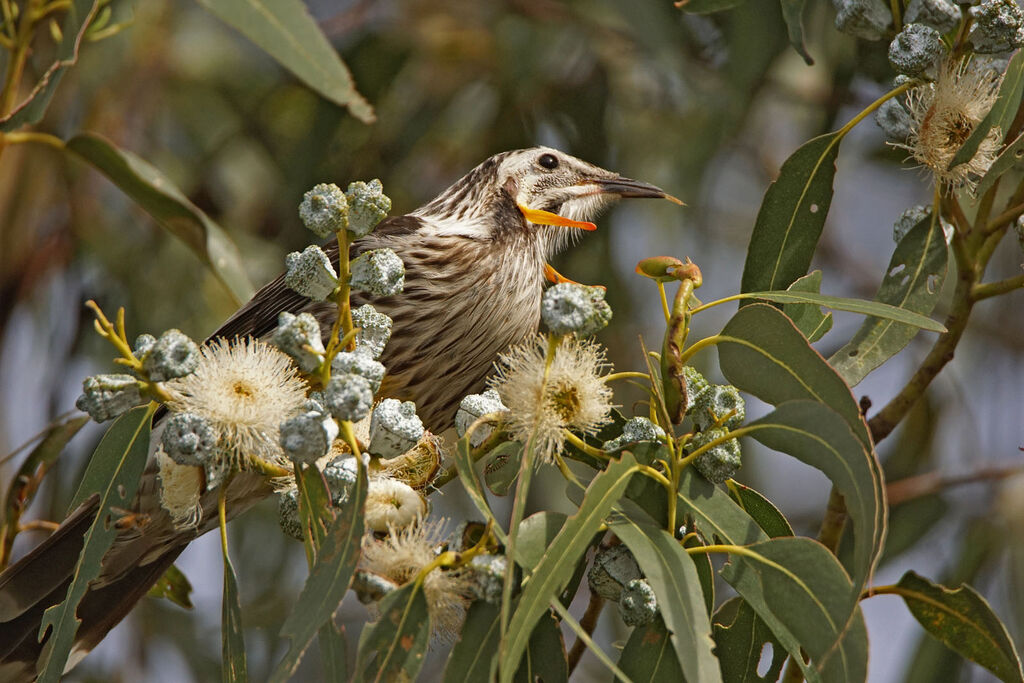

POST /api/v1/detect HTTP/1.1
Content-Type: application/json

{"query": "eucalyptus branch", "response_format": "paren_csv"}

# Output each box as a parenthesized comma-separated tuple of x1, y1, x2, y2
(972, 273, 1024, 301)
(567, 590, 606, 675)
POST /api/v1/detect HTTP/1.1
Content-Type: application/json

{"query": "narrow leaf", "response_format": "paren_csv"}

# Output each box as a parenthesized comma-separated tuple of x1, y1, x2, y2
(514, 609, 568, 683)
(830, 215, 948, 386)
(36, 405, 154, 683)
(612, 517, 723, 683)
(727, 481, 795, 539)
(719, 537, 869, 683)
(673, 468, 770, 547)
(948, 50, 1024, 169)
(499, 453, 637, 683)
(781, 271, 832, 342)
(728, 291, 945, 332)
(147, 564, 194, 609)
(222, 547, 248, 682)
(354, 581, 430, 682)
(977, 129, 1024, 198)
(270, 463, 366, 682)
(779, 0, 813, 65)
(318, 620, 348, 683)
(195, 0, 374, 123)
(454, 436, 506, 543)
(895, 571, 1024, 683)
(741, 132, 842, 295)
(618, 616, 684, 682)
(0, 0, 99, 131)
(65, 133, 253, 305)
(443, 601, 501, 683)
(517, 511, 567, 572)
(712, 597, 787, 683)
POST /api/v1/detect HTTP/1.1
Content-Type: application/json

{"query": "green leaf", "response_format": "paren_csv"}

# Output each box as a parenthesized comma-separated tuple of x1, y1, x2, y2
(684, 533, 716, 615)
(318, 620, 348, 683)
(781, 271, 833, 342)
(830, 214, 948, 386)
(779, 0, 813, 65)
(948, 50, 1024, 170)
(612, 516, 723, 683)
(674, 468, 770, 546)
(499, 453, 637, 683)
(147, 564, 194, 610)
(0, 414, 89, 567)
(726, 481, 794, 539)
(443, 601, 501, 682)
(675, 0, 747, 14)
(454, 436, 506, 544)
(195, 0, 374, 123)
(0, 0, 99, 132)
(618, 616, 684, 682)
(740, 132, 842, 296)
(514, 608, 568, 683)
(894, 571, 1024, 683)
(484, 441, 524, 496)
(720, 537, 869, 683)
(727, 291, 945, 332)
(270, 463, 366, 682)
(517, 511, 567, 572)
(36, 405, 154, 683)
(977, 129, 1024, 198)
(717, 303, 871, 446)
(65, 133, 254, 306)
(747, 401, 885, 593)
(354, 581, 430, 682)
(222, 545, 248, 683)
(712, 597, 787, 683)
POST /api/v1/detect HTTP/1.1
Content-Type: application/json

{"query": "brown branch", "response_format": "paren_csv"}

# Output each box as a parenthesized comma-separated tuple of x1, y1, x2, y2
(567, 591, 605, 675)
(886, 464, 1024, 506)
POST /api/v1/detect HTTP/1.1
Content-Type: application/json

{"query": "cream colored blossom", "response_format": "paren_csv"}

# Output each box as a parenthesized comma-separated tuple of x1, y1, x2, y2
(164, 337, 308, 472)
(157, 448, 203, 529)
(359, 520, 471, 642)
(488, 334, 614, 463)
(364, 477, 426, 532)
(901, 58, 1003, 192)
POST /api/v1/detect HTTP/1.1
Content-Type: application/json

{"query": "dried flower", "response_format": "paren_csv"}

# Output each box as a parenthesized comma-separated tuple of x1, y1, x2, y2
(903, 0, 961, 34)
(76, 374, 142, 423)
(157, 448, 203, 529)
(299, 183, 349, 238)
(489, 335, 614, 463)
(970, 0, 1024, 54)
(164, 338, 308, 475)
(901, 59, 1003, 192)
(888, 24, 946, 76)
(359, 520, 471, 641)
(364, 477, 426, 531)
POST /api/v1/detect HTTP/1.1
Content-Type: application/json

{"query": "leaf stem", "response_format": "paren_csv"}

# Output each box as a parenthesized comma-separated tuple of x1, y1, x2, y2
(2, 130, 65, 149)
(971, 273, 1024, 301)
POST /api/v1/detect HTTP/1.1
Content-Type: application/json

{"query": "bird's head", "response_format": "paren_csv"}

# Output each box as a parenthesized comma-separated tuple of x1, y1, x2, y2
(414, 146, 681, 257)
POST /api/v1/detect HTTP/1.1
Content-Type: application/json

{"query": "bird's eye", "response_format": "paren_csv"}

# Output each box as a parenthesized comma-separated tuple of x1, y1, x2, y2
(538, 153, 559, 170)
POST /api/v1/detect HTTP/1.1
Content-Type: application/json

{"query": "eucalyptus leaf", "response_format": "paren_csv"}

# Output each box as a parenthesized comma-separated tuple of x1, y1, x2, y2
(517, 511, 567, 572)
(269, 464, 366, 683)
(37, 405, 154, 683)
(147, 564, 194, 610)
(195, 0, 374, 123)
(781, 271, 832, 342)
(712, 597, 787, 683)
(484, 441, 524, 496)
(617, 616, 684, 682)
(612, 516, 722, 683)
(65, 133, 254, 306)
(728, 291, 944, 332)
(780, 0, 813, 65)
(948, 50, 1024, 170)
(977, 129, 1024, 198)
(499, 453, 637, 683)
(0, 0, 99, 132)
(454, 436, 506, 543)
(221, 545, 248, 683)
(514, 608, 567, 683)
(353, 581, 430, 682)
(830, 215, 948, 386)
(726, 481, 794, 539)
(741, 132, 842, 296)
(895, 571, 1024, 683)
(318, 620, 347, 683)
(674, 468, 770, 546)
(443, 601, 501, 683)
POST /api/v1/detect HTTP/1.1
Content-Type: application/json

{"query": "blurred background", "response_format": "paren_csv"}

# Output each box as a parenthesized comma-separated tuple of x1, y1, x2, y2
(1, 0, 1022, 680)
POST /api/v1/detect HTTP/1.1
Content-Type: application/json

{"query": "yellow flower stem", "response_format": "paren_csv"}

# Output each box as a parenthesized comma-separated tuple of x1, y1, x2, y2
(836, 81, 916, 139)
(656, 281, 671, 324)
(249, 457, 292, 479)
(602, 371, 650, 384)
(889, 0, 902, 31)
(683, 543, 758, 559)
(561, 429, 608, 460)
(676, 334, 725, 367)
(552, 452, 586, 492)
(635, 464, 672, 489)
(2, 131, 65, 149)
(218, 485, 230, 559)
(339, 419, 361, 461)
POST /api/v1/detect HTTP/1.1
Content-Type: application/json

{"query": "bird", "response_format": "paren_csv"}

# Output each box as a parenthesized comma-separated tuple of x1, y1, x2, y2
(0, 146, 679, 680)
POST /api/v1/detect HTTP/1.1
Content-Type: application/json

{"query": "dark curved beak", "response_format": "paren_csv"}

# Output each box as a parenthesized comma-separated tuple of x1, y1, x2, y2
(590, 177, 685, 205)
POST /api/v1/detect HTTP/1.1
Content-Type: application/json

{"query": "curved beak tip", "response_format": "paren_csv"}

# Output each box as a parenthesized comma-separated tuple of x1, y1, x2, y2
(593, 177, 684, 206)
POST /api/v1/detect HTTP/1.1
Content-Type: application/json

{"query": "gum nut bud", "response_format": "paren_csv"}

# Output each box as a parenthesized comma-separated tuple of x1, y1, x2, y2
(349, 248, 405, 297)
(682, 366, 710, 414)
(889, 24, 945, 76)
(345, 179, 392, 237)
(133, 333, 157, 360)
(299, 183, 349, 238)
(691, 428, 743, 484)
(364, 477, 425, 531)
(834, 0, 892, 40)
(875, 98, 914, 143)
(602, 417, 666, 452)
(618, 578, 658, 627)
(75, 374, 142, 423)
(161, 412, 217, 467)
(272, 311, 326, 373)
(285, 245, 339, 302)
(455, 389, 509, 447)
(323, 457, 358, 506)
(588, 545, 642, 601)
(695, 384, 746, 431)
(277, 489, 303, 541)
(331, 350, 386, 393)
(352, 304, 393, 360)
(541, 283, 612, 336)
(467, 554, 508, 604)
(970, 0, 1024, 53)
(280, 412, 339, 464)
(369, 399, 424, 458)
(143, 329, 200, 382)
(352, 570, 399, 604)
(324, 373, 374, 423)
(903, 0, 961, 34)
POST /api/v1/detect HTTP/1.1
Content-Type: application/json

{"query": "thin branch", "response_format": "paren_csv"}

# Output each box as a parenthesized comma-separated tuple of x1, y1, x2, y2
(567, 591, 605, 675)
(886, 464, 1024, 506)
